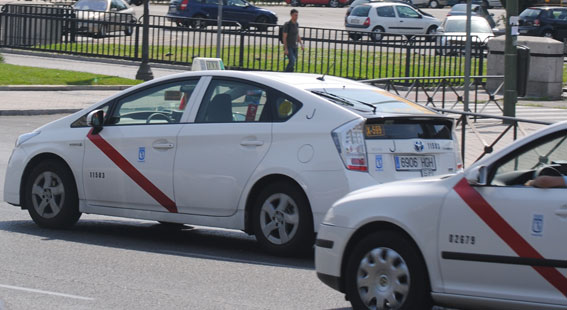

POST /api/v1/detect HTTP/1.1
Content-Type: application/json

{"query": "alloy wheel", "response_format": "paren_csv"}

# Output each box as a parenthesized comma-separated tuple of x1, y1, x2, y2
(259, 193, 299, 245)
(30, 171, 65, 219)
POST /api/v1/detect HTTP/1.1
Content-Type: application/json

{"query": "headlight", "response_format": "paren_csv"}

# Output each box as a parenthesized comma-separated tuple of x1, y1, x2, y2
(15, 131, 40, 147)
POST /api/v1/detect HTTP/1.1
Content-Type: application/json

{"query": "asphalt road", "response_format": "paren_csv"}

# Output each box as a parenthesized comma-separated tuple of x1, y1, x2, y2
(0, 115, 350, 310)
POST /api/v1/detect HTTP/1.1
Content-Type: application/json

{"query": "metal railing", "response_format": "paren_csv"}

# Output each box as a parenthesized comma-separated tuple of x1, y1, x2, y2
(0, 4, 489, 80)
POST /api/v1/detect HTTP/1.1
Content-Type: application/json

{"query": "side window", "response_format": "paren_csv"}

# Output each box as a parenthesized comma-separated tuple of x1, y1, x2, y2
(109, 79, 198, 126)
(196, 79, 268, 123)
(273, 94, 302, 122)
(491, 132, 567, 185)
(396, 6, 420, 19)
(376, 6, 395, 18)
(111, 0, 127, 10)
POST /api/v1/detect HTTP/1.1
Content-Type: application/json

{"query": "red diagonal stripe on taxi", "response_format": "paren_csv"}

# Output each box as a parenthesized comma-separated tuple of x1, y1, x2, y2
(87, 130, 178, 213)
(454, 178, 567, 297)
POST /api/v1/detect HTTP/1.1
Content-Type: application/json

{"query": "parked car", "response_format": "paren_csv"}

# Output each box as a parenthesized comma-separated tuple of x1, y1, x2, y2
(345, 2, 441, 41)
(73, 0, 136, 37)
(447, 0, 501, 8)
(166, 0, 277, 31)
(4, 70, 462, 256)
(447, 3, 496, 28)
(346, 0, 438, 22)
(286, 0, 349, 8)
(315, 120, 567, 309)
(519, 6, 567, 41)
(436, 15, 495, 55)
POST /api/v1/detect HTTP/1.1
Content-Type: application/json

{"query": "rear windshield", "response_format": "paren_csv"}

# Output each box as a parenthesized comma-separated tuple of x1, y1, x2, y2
(445, 18, 491, 33)
(364, 118, 453, 140)
(311, 88, 435, 115)
(352, 5, 371, 17)
(520, 8, 542, 19)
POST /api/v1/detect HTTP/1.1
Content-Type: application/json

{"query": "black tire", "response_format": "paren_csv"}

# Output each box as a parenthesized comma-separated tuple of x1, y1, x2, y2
(290, 0, 300, 6)
(329, 0, 339, 7)
(96, 25, 107, 38)
(345, 231, 432, 310)
(255, 15, 268, 31)
(428, 0, 439, 8)
(24, 160, 81, 229)
(191, 14, 207, 29)
(252, 181, 313, 256)
(124, 24, 133, 36)
(543, 30, 554, 39)
(426, 25, 437, 42)
(349, 32, 362, 41)
(370, 26, 384, 42)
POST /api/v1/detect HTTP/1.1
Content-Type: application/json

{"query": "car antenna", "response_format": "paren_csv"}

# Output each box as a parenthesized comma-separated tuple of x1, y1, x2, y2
(317, 62, 335, 81)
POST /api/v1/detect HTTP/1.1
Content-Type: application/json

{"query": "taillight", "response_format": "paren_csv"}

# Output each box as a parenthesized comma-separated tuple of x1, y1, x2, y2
(363, 17, 370, 27)
(332, 119, 368, 172)
(534, 19, 540, 26)
(180, 0, 189, 10)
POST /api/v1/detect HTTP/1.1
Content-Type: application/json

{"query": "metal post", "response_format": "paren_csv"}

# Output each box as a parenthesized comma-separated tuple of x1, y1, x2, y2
(135, 0, 153, 81)
(503, 0, 518, 121)
(216, 0, 223, 58)
(463, 0, 472, 112)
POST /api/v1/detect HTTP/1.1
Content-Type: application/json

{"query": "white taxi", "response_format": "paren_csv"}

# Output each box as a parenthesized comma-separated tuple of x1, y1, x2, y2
(315, 121, 567, 308)
(4, 71, 461, 255)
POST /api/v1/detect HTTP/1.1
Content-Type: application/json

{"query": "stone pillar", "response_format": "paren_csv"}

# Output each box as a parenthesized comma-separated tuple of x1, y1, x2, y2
(487, 36, 564, 99)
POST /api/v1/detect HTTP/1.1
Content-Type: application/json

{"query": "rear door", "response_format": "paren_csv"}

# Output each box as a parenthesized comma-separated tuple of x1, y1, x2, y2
(173, 77, 273, 216)
(365, 117, 459, 183)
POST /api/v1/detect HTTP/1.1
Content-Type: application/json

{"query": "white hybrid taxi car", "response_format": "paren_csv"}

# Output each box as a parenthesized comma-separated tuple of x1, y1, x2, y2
(4, 71, 461, 255)
(315, 121, 567, 309)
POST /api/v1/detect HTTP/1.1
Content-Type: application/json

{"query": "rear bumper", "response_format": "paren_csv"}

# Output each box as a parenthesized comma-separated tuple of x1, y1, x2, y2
(345, 24, 369, 30)
(518, 26, 540, 36)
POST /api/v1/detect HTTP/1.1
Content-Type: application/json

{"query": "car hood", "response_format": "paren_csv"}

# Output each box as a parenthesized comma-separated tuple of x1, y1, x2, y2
(323, 172, 462, 228)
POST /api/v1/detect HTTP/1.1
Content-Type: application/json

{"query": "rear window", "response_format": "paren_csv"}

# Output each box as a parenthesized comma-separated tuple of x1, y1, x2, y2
(311, 88, 435, 115)
(445, 18, 492, 33)
(377, 6, 395, 17)
(350, 0, 368, 7)
(364, 118, 453, 140)
(520, 8, 542, 19)
(352, 5, 371, 17)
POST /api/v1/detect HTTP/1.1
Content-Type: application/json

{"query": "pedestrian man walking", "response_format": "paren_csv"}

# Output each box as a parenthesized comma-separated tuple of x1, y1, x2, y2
(282, 9, 304, 72)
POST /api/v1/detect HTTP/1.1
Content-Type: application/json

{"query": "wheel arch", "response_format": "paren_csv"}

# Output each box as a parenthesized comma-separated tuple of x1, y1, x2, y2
(19, 153, 77, 208)
(243, 173, 313, 235)
(339, 221, 432, 293)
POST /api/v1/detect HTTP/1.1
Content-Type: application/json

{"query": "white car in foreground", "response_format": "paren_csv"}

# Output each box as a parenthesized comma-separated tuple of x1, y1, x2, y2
(4, 71, 462, 255)
(316, 121, 567, 309)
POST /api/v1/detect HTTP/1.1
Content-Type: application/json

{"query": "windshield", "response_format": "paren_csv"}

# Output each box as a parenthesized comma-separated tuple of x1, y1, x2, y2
(75, 0, 108, 11)
(311, 88, 435, 115)
(445, 19, 492, 33)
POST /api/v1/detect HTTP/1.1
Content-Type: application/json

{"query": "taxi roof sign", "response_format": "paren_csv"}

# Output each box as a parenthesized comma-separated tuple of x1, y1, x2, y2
(191, 57, 225, 71)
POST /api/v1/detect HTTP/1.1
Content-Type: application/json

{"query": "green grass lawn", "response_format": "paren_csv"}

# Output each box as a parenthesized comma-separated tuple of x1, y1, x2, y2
(0, 63, 141, 86)
(39, 43, 487, 80)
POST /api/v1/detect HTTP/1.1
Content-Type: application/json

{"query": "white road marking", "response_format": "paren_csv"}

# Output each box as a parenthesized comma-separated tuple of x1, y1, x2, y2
(0, 284, 94, 301)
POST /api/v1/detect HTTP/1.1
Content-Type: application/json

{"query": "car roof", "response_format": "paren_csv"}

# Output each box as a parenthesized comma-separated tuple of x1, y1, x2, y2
(451, 3, 480, 10)
(446, 15, 486, 21)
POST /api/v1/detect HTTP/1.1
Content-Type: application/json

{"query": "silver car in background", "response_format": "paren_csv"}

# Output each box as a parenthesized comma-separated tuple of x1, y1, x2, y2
(74, 0, 137, 37)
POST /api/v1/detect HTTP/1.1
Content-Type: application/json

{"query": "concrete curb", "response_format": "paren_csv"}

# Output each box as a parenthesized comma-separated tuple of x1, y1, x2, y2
(0, 109, 81, 116)
(0, 85, 133, 91)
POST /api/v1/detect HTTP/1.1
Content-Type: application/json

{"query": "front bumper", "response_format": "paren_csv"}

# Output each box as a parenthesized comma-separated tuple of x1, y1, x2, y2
(314, 223, 354, 292)
(4, 147, 27, 206)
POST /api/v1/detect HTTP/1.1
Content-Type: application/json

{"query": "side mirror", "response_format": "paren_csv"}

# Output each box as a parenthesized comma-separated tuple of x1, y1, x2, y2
(466, 165, 488, 186)
(87, 109, 105, 134)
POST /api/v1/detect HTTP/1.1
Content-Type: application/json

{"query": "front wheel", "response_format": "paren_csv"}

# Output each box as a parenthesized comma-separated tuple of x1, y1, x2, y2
(290, 0, 300, 6)
(24, 160, 81, 229)
(345, 231, 432, 310)
(329, 0, 339, 7)
(428, 0, 439, 8)
(255, 15, 269, 31)
(253, 182, 313, 256)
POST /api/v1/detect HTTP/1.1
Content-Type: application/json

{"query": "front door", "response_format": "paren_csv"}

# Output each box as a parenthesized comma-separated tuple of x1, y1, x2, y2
(83, 79, 200, 213)
(174, 78, 273, 216)
(439, 131, 567, 306)
(393, 5, 425, 34)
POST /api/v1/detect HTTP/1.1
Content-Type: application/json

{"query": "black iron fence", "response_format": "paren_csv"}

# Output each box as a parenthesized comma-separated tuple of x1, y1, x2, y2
(0, 3, 488, 80)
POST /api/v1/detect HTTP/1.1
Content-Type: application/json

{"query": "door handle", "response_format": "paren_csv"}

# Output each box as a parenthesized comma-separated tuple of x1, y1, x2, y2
(555, 209, 567, 218)
(153, 142, 175, 150)
(240, 140, 264, 147)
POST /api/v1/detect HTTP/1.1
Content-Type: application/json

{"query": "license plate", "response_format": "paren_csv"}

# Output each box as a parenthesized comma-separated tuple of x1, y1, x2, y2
(350, 18, 361, 25)
(519, 29, 528, 34)
(394, 155, 436, 171)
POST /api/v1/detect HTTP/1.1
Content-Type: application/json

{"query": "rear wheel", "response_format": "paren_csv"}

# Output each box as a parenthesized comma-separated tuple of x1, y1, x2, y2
(124, 22, 134, 36)
(96, 25, 107, 38)
(290, 0, 300, 6)
(370, 26, 384, 42)
(426, 25, 437, 42)
(253, 182, 313, 256)
(349, 32, 362, 41)
(329, 0, 339, 7)
(428, 0, 439, 8)
(191, 14, 207, 29)
(345, 232, 432, 310)
(24, 160, 81, 229)
(543, 30, 554, 39)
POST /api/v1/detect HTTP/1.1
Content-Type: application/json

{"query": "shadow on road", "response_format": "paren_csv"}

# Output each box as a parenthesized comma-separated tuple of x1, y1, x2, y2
(0, 218, 315, 270)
